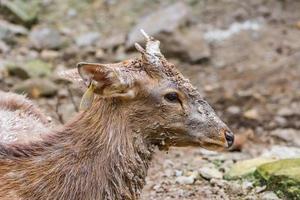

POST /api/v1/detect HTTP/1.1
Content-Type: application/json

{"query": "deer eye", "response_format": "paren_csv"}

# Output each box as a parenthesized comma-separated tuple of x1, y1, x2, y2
(164, 92, 180, 103)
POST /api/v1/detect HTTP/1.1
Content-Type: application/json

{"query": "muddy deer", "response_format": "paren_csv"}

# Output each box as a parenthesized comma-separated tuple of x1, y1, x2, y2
(0, 31, 234, 200)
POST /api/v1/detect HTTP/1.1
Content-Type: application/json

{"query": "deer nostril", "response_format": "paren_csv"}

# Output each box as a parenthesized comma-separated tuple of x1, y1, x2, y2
(225, 130, 234, 148)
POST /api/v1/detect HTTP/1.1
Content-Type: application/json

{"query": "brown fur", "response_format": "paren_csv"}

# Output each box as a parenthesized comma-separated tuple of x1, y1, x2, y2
(0, 97, 153, 200)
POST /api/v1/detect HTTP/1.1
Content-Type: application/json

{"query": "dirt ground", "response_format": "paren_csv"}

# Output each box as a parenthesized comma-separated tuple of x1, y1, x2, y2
(1, 0, 300, 199)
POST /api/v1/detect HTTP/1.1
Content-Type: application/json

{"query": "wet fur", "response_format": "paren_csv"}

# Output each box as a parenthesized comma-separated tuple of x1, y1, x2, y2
(0, 96, 154, 200)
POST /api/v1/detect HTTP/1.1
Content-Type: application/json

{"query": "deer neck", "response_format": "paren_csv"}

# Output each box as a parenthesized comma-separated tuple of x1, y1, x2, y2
(2, 99, 155, 200)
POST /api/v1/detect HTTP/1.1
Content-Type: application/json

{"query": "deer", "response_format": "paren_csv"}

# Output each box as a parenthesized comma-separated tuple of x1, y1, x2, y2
(0, 31, 234, 200)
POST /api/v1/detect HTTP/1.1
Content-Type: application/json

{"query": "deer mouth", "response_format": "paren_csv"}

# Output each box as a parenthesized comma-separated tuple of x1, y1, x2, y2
(197, 137, 229, 151)
(162, 134, 229, 151)
(200, 140, 228, 151)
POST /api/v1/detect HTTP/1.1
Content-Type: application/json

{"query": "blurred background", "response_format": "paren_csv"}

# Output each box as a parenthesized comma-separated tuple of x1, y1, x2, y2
(0, 0, 299, 199)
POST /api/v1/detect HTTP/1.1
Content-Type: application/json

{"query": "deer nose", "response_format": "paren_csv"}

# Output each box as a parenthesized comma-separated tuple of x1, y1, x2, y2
(224, 130, 234, 148)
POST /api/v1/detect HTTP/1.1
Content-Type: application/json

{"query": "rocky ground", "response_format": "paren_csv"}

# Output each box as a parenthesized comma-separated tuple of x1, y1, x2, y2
(0, 0, 300, 199)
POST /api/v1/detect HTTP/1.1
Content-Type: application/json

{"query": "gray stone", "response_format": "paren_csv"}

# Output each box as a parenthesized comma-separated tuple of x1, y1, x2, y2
(277, 105, 300, 117)
(98, 33, 125, 49)
(226, 106, 241, 115)
(270, 129, 300, 146)
(273, 116, 287, 126)
(0, 40, 10, 53)
(199, 167, 223, 180)
(260, 192, 280, 200)
(40, 50, 60, 60)
(24, 59, 53, 78)
(261, 146, 300, 159)
(75, 32, 100, 47)
(242, 180, 254, 191)
(7, 59, 53, 79)
(159, 27, 211, 63)
(227, 181, 244, 195)
(6, 62, 29, 79)
(12, 78, 58, 98)
(175, 170, 183, 177)
(1, 0, 39, 26)
(0, 19, 28, 41)
(175, 175, 195, 185)
(29, 27, 63, 49)
(126, 2, 189, 47)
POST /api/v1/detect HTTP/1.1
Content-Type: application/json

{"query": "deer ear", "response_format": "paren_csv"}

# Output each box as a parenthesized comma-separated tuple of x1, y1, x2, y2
(77, 62, 136, 99)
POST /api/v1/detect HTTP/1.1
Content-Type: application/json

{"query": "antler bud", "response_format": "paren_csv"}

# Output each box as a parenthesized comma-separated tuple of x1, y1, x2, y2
(135, 29, 164, 66)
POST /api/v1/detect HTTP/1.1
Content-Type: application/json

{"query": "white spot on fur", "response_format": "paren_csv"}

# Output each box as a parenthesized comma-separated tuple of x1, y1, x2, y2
(0, 108, 49, 144)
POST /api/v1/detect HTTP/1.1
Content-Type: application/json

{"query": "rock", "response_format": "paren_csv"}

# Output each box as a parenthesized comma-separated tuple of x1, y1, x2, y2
(227, 181, 244, 195)
(232, 8, 249, 21)
(152, 183, 162, 192)
(295, 21, 300, 30)
(174, 170, 183, 177)
(98, 33, 125, 49)
(0, 60, 9, 79)
(226, 106, 241, 115)
(95, 49, 105, 59)
(159, 27, 211, 63)
(199, 167, 223, 180)
(277, 107, 294, 117)
(29, 27, 63, 49)
(40, 50, 60, 60)
(203, 20, 262, 43)
(7, 59, 52, 79)
(163, 159, 174, 168)
(1, 0, 39, 26)
(6, 63, 29, 79)
(273, 116, 287, 127)
(254, 185, 267, 193)
(126, 2, 189, 47)
(270, 129, 300, 146)
(197, 149, 219, 157)
(243, 109, 259, 120)
(0, 19, 28, 41)
(259, 191, 280, 200)
(24, 59, 53, 78)
(0, 40, 10, 53)
(242, 180, 253, 191)
(210, 178, 227, 188)
(75, 32, 100, 47)
(224, 157, 277, 180)
(175, 175, 195, 185)
(256, 159, 300, 200)
(226, 146, 300, 177)
(261, 146, 300, 159)
(277, 106, 299, 117)
(12, 78, 58, 98)
(67, 8, 77, 18)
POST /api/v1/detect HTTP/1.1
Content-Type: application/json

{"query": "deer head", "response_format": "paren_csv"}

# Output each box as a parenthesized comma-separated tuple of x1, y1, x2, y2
(63, 30, 234, 151)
